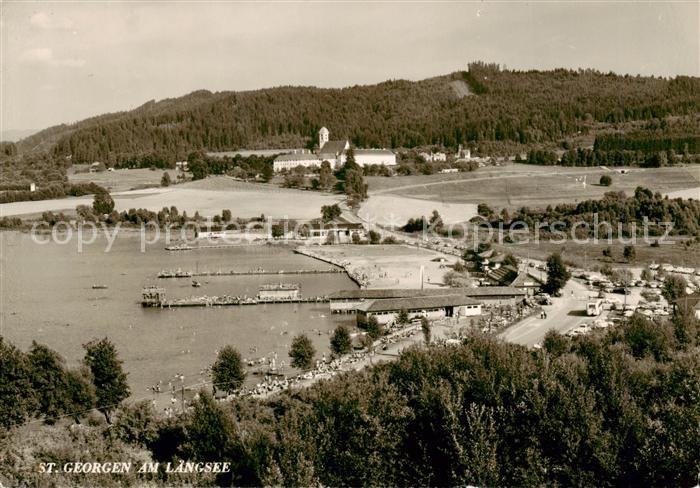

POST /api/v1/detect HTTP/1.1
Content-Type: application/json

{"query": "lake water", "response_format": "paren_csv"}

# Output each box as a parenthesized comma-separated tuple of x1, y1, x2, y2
(0, 231, 357, 400)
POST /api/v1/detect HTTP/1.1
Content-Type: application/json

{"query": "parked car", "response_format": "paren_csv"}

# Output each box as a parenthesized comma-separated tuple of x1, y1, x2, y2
(613, 287, 631, 295)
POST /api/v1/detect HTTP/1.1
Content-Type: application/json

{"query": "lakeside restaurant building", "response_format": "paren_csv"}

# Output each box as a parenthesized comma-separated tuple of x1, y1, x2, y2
(307, 221, 366, 243)
(356, 294, 482, 325)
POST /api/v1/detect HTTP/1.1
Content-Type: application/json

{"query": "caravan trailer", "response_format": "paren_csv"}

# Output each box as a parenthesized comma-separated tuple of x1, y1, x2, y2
(587, 299, 603, 316)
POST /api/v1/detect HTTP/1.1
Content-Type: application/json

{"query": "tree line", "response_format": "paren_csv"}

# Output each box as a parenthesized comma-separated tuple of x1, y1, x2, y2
(503, 186, 700, 237)
(2, 303, 698, 486)
(0, 337, 130, 429)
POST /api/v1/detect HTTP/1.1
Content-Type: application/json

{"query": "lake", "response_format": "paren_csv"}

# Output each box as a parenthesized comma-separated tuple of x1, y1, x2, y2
(0, 231, 357, 401)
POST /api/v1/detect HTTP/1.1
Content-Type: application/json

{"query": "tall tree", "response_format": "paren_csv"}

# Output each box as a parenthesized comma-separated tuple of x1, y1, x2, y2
(364, 316, 383, 340)
(330, 326, 352, 356)
(27, 342, 71, 423)
(543, 253, 571, 295)
(289, 334, 315, 370)
(321, 204, 342, 222)
(83, 338, 130, 423)
(211, 346, 246, 394)
(92, 190, 115, 215)
(662, 275, 687, 311)
(344, 169, 368, 201)
(318, 161, 335, 190)
(184, 392, 236, 463)
(0, 337, 35, 430)
(63, 368, 96, 424)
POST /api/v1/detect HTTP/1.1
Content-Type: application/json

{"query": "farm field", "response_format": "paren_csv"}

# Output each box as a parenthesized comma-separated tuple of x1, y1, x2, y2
(1, 176, 343, 219)
(368, 164, 700, 210)
(358, 195, 477, 225)
(492, 237, 700, 269)
(68, 167, 165, 192)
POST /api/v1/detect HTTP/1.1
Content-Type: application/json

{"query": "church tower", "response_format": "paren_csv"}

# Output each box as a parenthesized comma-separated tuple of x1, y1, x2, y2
(319, 127, 329, 149)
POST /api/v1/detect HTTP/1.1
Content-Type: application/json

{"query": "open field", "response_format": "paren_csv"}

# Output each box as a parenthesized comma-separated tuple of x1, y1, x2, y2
(359, 195, 477, 225)
(368, 164, 700, 210)
(69, 168, 165, 192)
(302, 244, 459, 289)
(1, 176, 342, 219)
(665, 187, 700, 199)
(492, 238, 700, 269)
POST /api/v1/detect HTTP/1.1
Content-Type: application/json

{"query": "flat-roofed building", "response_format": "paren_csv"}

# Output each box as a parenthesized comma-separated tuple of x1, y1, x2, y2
(354, 149, 397, 167)
(306, 221, 366, 243)
(329, 286, 526, 313)
(357, 294, 482, 325)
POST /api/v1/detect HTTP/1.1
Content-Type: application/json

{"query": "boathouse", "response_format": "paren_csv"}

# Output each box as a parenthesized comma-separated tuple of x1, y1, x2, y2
(142, 286, 166, 307)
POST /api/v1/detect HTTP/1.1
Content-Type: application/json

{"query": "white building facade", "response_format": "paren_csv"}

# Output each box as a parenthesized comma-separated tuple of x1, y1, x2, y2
(273, 152, 323, 172)
(274, 127, 396, 172)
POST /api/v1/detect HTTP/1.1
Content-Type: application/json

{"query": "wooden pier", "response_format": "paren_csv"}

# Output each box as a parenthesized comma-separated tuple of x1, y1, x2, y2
(157, 268, 344, 279)
(142, 295, 329, 308)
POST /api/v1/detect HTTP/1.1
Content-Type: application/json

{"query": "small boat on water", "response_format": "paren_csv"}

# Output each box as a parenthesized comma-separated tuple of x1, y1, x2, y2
(165, 244, 194, 251)
(191, 280, 202, 288)
(92, 284, 108, 289)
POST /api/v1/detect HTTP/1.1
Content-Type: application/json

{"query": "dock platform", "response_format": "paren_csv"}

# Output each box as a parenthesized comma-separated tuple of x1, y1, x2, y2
(142, 295, 329, 308)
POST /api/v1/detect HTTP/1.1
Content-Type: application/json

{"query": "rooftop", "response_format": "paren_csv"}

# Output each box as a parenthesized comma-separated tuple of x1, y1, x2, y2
(510, 271, 544, 288)
(358, 294, 480, 313)
(329, 286, 525, 300)
(308, 221, 364, 231)
(319, 140, 349, 156)
(487, 265, 518, 285)
(274, 153, 321, 162)
(353, 149, 395, 156)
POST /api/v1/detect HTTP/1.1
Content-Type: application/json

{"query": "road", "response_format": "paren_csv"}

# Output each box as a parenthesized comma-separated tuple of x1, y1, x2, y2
(499, 279, 590, 346)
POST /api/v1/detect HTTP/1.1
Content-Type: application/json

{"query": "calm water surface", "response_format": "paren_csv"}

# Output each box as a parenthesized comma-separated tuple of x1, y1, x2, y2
(1, 231, 357, 399)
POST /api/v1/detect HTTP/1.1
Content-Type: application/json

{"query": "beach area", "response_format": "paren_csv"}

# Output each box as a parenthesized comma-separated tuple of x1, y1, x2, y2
(295, 244, 459, 289)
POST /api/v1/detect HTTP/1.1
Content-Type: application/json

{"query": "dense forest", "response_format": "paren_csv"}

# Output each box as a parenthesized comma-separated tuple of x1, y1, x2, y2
(524, 116, 700, 167)
(6, 63, 700, 166)
(1, 305, 698, 486)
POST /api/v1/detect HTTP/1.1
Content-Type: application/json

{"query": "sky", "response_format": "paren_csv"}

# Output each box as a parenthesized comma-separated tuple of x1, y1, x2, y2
(1, 1, 698, 134)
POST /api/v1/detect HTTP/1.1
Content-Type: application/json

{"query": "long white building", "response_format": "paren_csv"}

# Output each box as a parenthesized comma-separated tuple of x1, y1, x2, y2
(273, 127, 396, 172)
(272, 151, 322, 172)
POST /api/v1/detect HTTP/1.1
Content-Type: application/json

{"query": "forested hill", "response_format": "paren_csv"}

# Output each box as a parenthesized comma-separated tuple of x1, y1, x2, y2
(15, 62, 700, 164)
